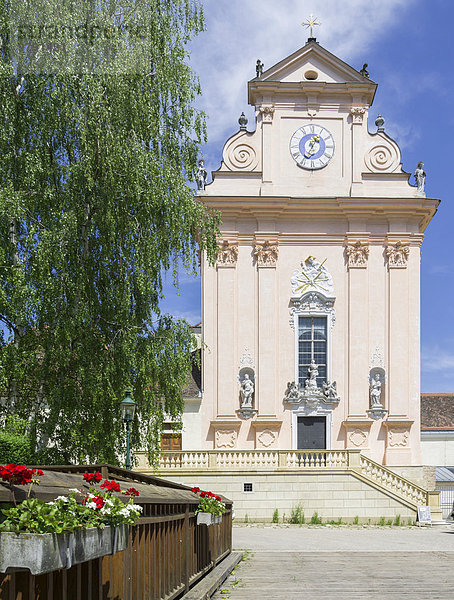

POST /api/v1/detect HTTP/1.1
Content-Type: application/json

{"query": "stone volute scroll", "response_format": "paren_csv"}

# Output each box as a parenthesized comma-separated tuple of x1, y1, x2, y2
(237, 367, 257, 419)
(367, 367, 387, 420)
(221, 128, 261, 173)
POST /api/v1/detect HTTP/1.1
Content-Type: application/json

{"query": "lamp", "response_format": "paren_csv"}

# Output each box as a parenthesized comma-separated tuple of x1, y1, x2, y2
(120, 391, 136, 470)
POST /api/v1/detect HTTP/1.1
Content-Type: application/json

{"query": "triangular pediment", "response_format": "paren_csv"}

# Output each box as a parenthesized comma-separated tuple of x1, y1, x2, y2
(255, 41, 373, 85)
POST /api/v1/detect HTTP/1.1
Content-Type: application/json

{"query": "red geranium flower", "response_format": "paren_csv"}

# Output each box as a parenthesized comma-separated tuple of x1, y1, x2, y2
(101, 480, 121, 492)
(125, 487, 139, 497)
(216, 496, 221, 501)
(191, 487, 200, 493)
(83, 472, 103, 484)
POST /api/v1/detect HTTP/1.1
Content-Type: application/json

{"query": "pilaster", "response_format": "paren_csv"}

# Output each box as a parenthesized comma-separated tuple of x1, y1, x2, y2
(346, 233, 370, 417)
(254, 235, 279, 417)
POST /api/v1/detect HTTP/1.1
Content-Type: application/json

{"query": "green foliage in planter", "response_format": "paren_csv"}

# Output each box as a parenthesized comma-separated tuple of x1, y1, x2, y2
(0, 492, 142, 534)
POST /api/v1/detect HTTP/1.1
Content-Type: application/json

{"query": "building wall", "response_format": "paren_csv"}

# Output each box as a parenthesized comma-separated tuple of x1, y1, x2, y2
(158, 471, 416, 523)
(421, 431, 454, 466)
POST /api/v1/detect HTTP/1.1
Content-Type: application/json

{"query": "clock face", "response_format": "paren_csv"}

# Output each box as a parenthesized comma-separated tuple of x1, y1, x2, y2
(289, 124, 335, 170)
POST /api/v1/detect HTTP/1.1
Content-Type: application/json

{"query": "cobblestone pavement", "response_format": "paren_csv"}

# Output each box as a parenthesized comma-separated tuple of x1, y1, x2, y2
(211, 525, 454, 599)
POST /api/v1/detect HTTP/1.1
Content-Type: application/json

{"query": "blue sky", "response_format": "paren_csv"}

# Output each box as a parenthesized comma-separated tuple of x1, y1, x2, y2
(161, 0, 454, 392)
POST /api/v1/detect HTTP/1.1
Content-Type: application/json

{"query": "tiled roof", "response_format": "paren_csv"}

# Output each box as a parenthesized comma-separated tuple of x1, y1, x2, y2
(182, 350, 201, 398)
(421, 394, 454, 428)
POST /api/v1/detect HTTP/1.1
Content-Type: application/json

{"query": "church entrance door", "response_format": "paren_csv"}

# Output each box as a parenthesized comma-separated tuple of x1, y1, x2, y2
(297, 416, 326, 449)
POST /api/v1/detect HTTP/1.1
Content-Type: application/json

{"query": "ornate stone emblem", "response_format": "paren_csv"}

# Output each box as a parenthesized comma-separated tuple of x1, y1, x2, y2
(349, 429, 367, 447)
(370, 346, 384, 368)
(291, 256, 334, 297)
(386, 241, 410, 268)
(257, 429, 277, 448)
(289, 292, 336, 329)
(215, 429, 237, 449)
(217, 240, 238, 266)
(345, 241, 369, 268)
(253, 240, 279, 267)
(239, 348, 255, 369)
(388, 428, 409, 447)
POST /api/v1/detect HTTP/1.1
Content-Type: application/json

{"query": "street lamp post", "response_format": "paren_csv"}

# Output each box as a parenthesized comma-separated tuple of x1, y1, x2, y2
(120, 391, 136, 470)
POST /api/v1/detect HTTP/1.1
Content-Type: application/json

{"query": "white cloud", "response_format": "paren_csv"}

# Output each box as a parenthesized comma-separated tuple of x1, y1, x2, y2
(421, 345, 454, 373)
(189, 0, 419, 148)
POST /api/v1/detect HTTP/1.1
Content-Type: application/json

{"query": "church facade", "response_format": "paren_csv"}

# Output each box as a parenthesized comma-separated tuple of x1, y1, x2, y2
(193, 39, 439, 468)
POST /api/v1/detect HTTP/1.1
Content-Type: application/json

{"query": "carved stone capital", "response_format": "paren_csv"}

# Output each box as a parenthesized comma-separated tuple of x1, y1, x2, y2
(350, 106, 366, 124)
(253, 240, 279, 267)
(345, 240, 369, 268)
(259, 104, 275, 123)
(217, 240, 238, 267)
(386, 241, 410, 268)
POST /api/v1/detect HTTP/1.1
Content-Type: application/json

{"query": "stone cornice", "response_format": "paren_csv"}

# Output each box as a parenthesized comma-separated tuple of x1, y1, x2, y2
(202, 196, 439, 233)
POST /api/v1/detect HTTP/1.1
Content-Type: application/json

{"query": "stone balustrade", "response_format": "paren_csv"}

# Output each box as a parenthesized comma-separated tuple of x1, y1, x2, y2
(134, 449, 434, 510)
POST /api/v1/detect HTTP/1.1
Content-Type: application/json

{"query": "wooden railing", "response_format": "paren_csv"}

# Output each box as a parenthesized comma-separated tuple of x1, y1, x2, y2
(0, 502, 233, 600)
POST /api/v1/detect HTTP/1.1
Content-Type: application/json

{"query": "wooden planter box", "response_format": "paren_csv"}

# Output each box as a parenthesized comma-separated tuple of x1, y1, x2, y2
(0, 525, 129, 575)
(196, 513, 222, 526)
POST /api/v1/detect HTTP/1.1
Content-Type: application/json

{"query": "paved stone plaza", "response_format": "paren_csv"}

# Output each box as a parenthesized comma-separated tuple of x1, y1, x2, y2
(212, 525, 454, 599)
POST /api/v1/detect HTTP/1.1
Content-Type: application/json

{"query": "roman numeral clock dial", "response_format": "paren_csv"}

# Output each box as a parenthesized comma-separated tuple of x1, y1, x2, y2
(290, 125, 335, 170)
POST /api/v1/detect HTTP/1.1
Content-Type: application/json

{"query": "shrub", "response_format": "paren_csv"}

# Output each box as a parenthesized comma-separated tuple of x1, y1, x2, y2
(310, 512, 322, 525)
(0, 433, 34, 465)
(394, 514, 401, 526)
(289, 504, 305, 524)
(272, 509, 279, 523)
(353, 515, 359, 525)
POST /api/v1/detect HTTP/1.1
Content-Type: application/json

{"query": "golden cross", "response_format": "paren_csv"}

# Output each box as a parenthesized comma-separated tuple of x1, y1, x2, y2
(302, 13, 321, 38)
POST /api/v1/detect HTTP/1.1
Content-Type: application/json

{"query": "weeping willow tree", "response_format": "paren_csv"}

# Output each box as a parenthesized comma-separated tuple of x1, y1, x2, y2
(0, 0, 219, 465)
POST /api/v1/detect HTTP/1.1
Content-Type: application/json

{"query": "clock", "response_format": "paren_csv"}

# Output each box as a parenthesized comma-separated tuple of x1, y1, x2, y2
(289, 124, 335, 170)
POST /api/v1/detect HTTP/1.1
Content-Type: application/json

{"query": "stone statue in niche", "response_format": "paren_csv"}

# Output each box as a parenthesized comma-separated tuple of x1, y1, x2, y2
(370, 373, 383, 408)
(305, 359, 319, 389)
(196, 159, 207, 191)
(240, 373, 254, 408)
(414, 161, 426, 194)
